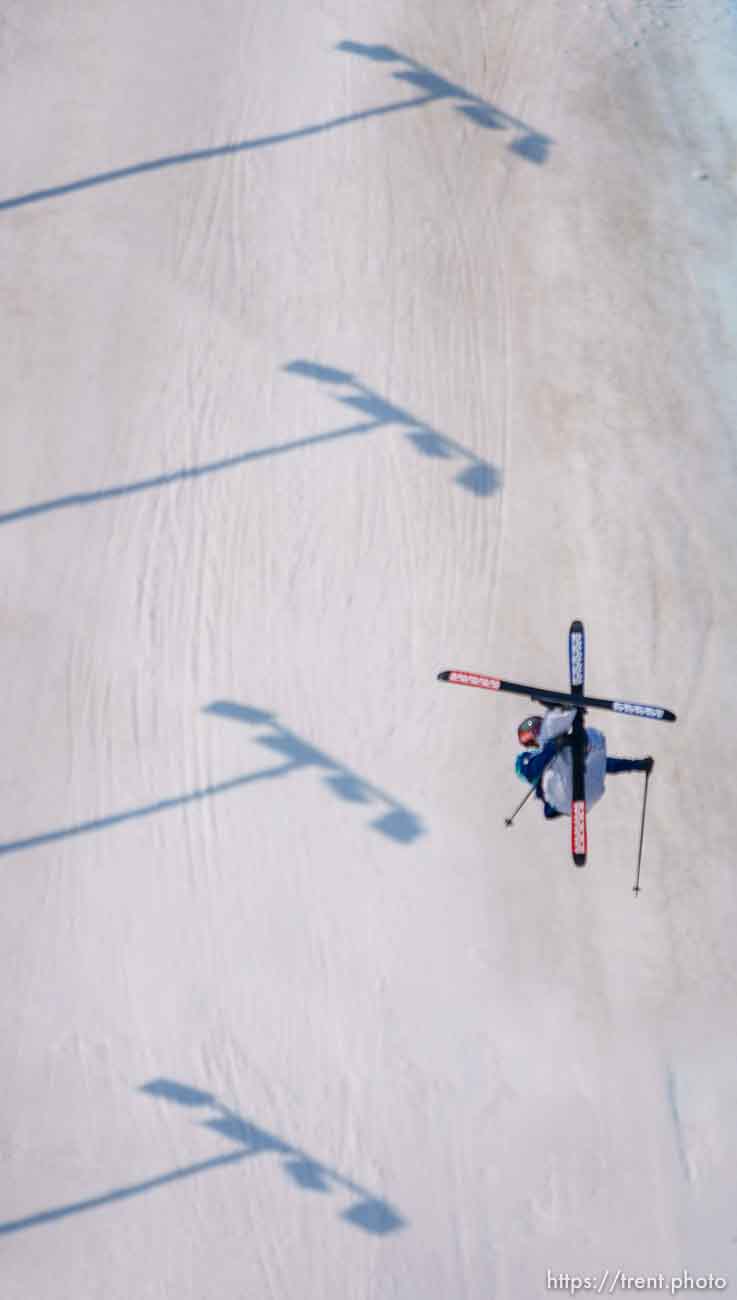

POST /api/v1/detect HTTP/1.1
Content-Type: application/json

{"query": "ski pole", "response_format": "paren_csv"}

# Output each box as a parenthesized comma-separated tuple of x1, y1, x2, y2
(632, 765, 652, 895)
(504, 782, 538, 827)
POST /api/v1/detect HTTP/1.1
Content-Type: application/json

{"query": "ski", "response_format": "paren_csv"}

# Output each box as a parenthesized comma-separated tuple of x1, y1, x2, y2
(568, 619, 585, 693)
(436, 670, 676, 723)
(568, 620, 587, 867)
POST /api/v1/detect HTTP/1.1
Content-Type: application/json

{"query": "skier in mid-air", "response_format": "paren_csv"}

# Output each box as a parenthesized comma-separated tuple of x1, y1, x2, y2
(515, 709, 653, 820)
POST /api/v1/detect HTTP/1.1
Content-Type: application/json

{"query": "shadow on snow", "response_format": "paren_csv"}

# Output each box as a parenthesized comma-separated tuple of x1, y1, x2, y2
(337, 41, 551, 163)
(0, 1077, 406, 1237)
(0, 42, 551, 211)
(285, 360, 499, 498)
(0, 362, 498, 527)
(0, 703, 424, 857)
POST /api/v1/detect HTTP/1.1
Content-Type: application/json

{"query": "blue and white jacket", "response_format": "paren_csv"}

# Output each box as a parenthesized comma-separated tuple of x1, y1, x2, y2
(514, 708, 607, 814)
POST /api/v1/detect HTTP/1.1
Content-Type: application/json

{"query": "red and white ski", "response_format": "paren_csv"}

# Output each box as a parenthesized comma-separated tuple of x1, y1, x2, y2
(436, 671, 676, 722)
(569, 620, 587, 868)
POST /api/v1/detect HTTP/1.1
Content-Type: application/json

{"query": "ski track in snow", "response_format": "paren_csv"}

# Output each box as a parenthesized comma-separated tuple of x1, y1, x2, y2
(2, 1, 737, 1297)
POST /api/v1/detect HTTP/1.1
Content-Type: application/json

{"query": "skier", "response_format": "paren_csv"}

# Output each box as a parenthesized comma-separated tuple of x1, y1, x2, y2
(515, 709, 653, 820)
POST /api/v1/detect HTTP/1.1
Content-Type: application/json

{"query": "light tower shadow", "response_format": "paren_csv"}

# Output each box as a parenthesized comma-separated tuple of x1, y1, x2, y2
(0, 1078, 406, 1237)
(0, 361, 496, 526)
(205, 702, 424, 845)
(0, 40, 550, 212)
(0, 703, 424, 857)
(286, 360, 500, 498)
(337, 41, 552, 163)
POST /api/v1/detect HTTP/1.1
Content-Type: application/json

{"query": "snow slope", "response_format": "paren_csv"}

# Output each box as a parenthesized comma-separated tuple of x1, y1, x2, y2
(2, 1, 736, 1296)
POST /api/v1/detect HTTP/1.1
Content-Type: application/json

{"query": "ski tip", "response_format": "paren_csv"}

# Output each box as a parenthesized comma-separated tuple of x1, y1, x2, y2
(571, 800, 587, 865)
(437, 670, 451, 681)
(613, 700, 677, 722)
(568, 622, 585, 695)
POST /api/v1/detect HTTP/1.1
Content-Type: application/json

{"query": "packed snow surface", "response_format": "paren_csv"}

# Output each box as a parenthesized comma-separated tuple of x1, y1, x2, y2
(2, 1, 736, 1296)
